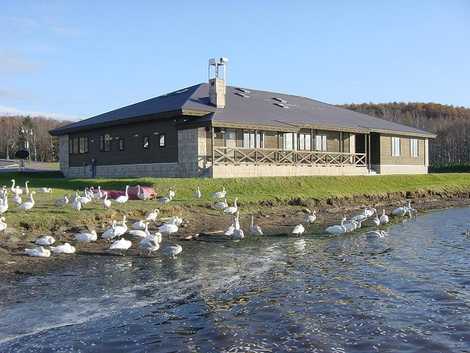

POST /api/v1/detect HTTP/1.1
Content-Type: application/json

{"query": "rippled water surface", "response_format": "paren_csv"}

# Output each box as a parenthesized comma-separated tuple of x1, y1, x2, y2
(1, 207, 470, 353)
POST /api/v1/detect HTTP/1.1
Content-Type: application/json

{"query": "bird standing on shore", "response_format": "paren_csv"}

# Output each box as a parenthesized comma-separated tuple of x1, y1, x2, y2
(145, 209, 159, 222)
(380, 209, 389, 225)
(115, 185, 130, 204)
(0, 217, 6, 232)
(292, 224, 305, 237)
(249, 215, 263, 236)
(213, 187, 226, 199)
(304, 209, 317, 224)
(25, 246, 51, 258)
(194, 186, 202, 199)
(224, 198, 238, 215)
(103, 192, 111, 209)
(19, 191, 35, 211)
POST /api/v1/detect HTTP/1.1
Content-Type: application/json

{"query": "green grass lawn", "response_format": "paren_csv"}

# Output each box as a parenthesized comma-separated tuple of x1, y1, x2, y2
(1, 172, 469, 233)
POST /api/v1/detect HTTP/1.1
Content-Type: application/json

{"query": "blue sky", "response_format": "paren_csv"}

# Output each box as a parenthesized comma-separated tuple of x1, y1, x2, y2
(1, 0, 469, 120)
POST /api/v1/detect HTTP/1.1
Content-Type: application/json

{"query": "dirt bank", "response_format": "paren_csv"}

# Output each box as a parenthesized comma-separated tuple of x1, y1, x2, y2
(1, 190, 470, 280)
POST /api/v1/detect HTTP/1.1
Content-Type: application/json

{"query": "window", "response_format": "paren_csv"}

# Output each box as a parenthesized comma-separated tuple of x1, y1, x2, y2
(69, 138, 73, 154)
(283, 133, 295, 150)
(79, 137, 88, 154)
(391, 137, 401, 157)
(242, 130, 263, 148)
(315, 135, 327, 151)
(119, 138, 125, 151)
(159, 133, 166, 147)
(72, 137, 79, 154)
(298, 133, 311, 150)
(99, 135, 111, 152)
(410, 138, 418, 157)
(143, 136, 150, 149)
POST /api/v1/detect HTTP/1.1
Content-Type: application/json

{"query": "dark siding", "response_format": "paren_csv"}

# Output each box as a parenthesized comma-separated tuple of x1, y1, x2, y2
(370, 132, 381, 165)
(68, 116, 180, 167)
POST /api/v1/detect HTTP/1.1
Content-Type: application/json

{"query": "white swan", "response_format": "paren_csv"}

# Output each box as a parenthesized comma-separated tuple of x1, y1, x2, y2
(38, 187, 52, 193)
(19, 191, 35, 211)
(166, 216, 183, 226)
(55, 195, 69, 207)
(366, 230, 388, 239)
(344, 219, 360, 233)
(145, 209, 159, 222)
(72, 192, 82, 211)
(102, 220, 118, 240)
(159, 223, 178, 236)
(74, 230, 97, 242)
(115, 185, 129, 204)
(109, 238, 132, 251)
(380, 209, 389, 225)
(249, 215, 263, 236)
(162, 244, 182, 259)
(78, 190, 92, 204)
(139, 234, 160, 255)
(103, 192, 111, 209)
(372, 214, 380, 227)
(213, 198, 228, 210)
(137, 185, 149, 200)
(325, 218, 347, 236)
(10, 179, 23, 195)
(132, 219, 147, 230)
(224, 197, 238, 215)
(13, 193, 22, 206)
(213, 187, 226, 199)
(24, 181, 30, 195)
(128, 222, 150, 238)
(194, 186, 202, 199)
(93, 186, 103, 200)
(168, 187, 176, 200)
(51, 243, 76, 254)
(25, 246, 50, 258)
(0, 217, 6, 232)
(304, 209, 317, 224)
(158, 194, 172, 205)
(292, 224, 305, 236)
(35, 235, 55, 246)
(113, 215, 128, 236)
(0, 196, 8, 214)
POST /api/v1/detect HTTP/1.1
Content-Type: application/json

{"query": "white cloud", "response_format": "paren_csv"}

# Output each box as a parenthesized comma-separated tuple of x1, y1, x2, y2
(0, 105, 79, 121)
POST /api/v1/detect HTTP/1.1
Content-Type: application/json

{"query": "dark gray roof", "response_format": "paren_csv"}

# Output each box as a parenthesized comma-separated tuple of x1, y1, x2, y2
(51, 83, 435, 137)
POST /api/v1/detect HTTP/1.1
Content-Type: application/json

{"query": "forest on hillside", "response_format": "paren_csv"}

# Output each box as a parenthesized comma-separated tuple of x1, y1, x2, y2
(0, 116, 70, 162)
(1, 102, 469, 165)
(338, 102, 470, 165)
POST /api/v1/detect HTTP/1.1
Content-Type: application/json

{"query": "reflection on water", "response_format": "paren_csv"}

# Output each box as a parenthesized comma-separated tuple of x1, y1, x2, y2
(1, 208, 470, 352)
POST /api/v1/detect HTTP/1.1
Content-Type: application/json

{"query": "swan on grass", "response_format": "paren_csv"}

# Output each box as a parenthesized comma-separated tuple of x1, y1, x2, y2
(55, 195, 69, 207)
(194, 186, 202, 199)
(10, 179, 23, 196)
(38, 187, 52, 193)
(103, 192, 111, 209)
(13, 193, 22, 206)
(224, 198, 238, 215)
(158, 194, 173, 205)
(168, 187, 176, 200)
(35, 235, 55, 246)
(25, 246, 50, 258)
(212, 187, 226, 200)
(325, 217, 347, 236)
(115, 185, 130, 204)
(24, 181, 30, 195)
(0, 217, 6, 232)
(19, 192, 35, 211)
(0, 196, 8, 214)
(51, 243, 76, 254)
(249, 215, 263, 236)
(132, 219, 147, 230)
(213, 198, 228, 210)
(74, 230, 97, 242)
(72, 192, 82, 211)
(102, 220, 118, 240)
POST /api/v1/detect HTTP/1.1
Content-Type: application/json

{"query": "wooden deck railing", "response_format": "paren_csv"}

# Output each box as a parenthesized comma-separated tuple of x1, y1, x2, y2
(212, 147, 367, 167)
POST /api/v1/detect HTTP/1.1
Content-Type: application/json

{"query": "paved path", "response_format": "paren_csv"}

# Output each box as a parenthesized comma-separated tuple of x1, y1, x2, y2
(0, 160, 59, 173)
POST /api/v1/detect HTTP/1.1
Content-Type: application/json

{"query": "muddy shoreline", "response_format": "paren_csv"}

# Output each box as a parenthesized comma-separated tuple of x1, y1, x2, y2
(1, 190, 470, 281)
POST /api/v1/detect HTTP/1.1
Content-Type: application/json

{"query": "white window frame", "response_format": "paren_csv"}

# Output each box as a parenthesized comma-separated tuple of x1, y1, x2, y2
(298, 133, 311, 150)
(243, 131, 263, 149)
(283, 133, 294, 150)
(410, 138, 418, 157)
(391, 137, 401, 157)
(315, 135, 327, 152)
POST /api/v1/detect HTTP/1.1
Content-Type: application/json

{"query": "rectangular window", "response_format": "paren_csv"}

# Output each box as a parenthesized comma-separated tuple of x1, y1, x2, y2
(242, 131, 263, 148)
(104, 135, 111, 152)
(392, 137, 401, 157)
(79, 137, 88, 154)
(298, 133, 311, 150)
(143, 136, 150, 149)
(159, 133, 166, 147)
(72, 137, 79, 154)
(410, 138, 418, 157)
(315, 135, 327, 151)
(69, 138, 73, 154)
(99, 136, 104, 151)
(283, 133, 294, 150)
(119, 138, 125, 151)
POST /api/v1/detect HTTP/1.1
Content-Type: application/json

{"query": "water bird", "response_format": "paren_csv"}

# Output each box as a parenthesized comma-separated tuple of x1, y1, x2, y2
(366, 230, 388, 239)
(109, 238, 132, 251)
(292, 224, 305, 237)
(325, 217, 347, 235)
(128, 222, 151, 238)
(13, 193, 22, 206)
(224, 197, 238, 215)
(10, 179, 23, 196)
(19, 191, 35, 211)
(162, 243, 183, 259)
(158, 194, 172, 205)
(103, 192, 111, 209)
(55, 195, 69, 207)
(139, 234, 160, 255)
(38, 187, 52, 193)
(132, 219, 147, 230)
(72, 193, 82, 211)
(194, 186, 202, 199)
(137, 185, 149, 200)
(0, 217, 6, 232)
(50, 243, 76, 254)
(92, 186, 103, 200)
(74, 230, 98, 242)
(145, 209, 159, 222)
(159, 222, 178, 237)
(0, 196, 8, 214)
(102, 220, 118, 240)
(372, 214, 380, 227)
(168, 187, 176, 200)
(24, 181, 30, 195)
(380, 209, 389, 225)
(249, 215, 263, 236)
(115, 185, 130, 204)
(25, 246, 51, 258)
(213, 198, 228, 210)
(213, 187, 226, 199)
(392, 201, 413, 217)
(35, 235, 55, 246)
(231, 212, 245, 240)
(304, 209, 317, 224)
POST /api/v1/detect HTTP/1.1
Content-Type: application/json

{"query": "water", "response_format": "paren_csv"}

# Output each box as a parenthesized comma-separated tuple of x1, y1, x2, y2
(1, 207, 470, 353)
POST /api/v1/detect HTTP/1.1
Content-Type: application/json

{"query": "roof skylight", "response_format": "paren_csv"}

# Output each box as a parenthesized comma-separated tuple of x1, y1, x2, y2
(236, 87, 251, 94)
(272, 97, 287, 104)
(274, 102, 289, 109)
(234, 92, 250, 98)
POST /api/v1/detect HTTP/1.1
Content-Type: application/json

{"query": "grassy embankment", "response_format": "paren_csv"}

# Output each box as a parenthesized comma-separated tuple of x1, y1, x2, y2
(1, 172, 470, 232)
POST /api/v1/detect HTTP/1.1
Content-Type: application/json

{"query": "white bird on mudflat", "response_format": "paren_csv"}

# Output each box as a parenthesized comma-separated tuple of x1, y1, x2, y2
(249, 215, 263, 236)
(132, 219, 147, 230)
(114, 215, 128, 236)
(0, 217, 7, 232)
(292, 224, 305, 237)
(344, 219, 361, 233)
(366, 230, 388, 239)
(128, 222, 151, 238)
(145, 209, 159, 222)
(25, 246, 50, 258)
(55, 195, 69, 207)
(0, 196, 8, 214)
(13, 193, 22, 206)
(159, 222, 178, 236)
(194, 186, 202, 199)
(166, 216, 183, 226)
(19, 191, 35, 211)
(115, 185, 130, 204)
(224, 221, 235, 236)
(139, 234, 160, 255)
(380, 209, 389, 225)
(102, 220, 118, 240)
(38, 187, 52, 193)
(213, 198, 228, 210)
(109, 238, 132, 251)
(224, 198, 238, 215)
(325, 217, 347, 236)
(35, 235, 55, 246)
(304, 209, 317, 224)
(51, 243, 76, 254)
(162, 243, 182, 259)
(74, 230, 98, 242)
(137, 185, 149, 201)
(212, 187, 226, 199)
(103, 192, 111, 209)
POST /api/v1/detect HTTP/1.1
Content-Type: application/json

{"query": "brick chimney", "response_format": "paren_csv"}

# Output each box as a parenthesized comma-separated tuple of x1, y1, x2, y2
(208, 57, 228, 108)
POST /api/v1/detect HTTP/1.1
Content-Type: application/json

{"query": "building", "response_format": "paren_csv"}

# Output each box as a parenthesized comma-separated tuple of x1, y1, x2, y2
(50, 58, 435, 178)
